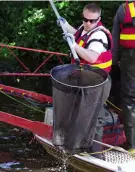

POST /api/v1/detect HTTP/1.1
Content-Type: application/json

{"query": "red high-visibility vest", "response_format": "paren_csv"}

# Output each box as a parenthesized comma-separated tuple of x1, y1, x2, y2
(72, 22, 112, 73)
(120, 2, 135, 48)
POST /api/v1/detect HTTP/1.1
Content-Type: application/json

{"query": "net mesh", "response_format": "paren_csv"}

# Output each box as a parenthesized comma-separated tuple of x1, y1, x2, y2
(51, 64, 110, 153)
(103, 150, 135, 164)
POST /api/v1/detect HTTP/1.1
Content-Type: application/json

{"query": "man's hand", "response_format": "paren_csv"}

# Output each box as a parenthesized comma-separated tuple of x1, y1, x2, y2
(63, 33, 76, 48)
(57, 16, 68, 27)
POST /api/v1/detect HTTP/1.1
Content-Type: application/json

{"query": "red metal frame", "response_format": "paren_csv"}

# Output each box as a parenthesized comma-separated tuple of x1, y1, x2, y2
(0, 44, 68, 102)
(0, 44, 67, 138)
(0, 111, 53, 139)
(0, 43, 68, 76)
(0, 84, 53, 103)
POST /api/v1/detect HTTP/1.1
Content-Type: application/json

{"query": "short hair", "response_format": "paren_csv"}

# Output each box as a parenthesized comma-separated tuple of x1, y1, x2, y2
(83, 3, 101, 16)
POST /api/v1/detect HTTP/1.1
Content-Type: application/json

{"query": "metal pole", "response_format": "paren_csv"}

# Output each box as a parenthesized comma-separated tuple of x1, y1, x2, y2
(49, 0, 80, 63)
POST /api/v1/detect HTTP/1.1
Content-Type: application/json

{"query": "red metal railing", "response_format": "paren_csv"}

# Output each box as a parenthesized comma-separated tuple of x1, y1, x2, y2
(0, 111, 53, 139)
(0, 43, 69, 76)
(0, 44, 69, 103)
(0, 84, 53, 103)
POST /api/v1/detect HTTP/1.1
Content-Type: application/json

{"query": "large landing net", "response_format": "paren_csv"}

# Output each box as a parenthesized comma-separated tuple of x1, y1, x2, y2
(51, 64, 110, 153)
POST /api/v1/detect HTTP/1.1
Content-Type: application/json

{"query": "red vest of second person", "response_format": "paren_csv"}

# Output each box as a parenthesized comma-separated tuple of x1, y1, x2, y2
(71, 22, 112, 73)
(120, 2, 135, 48)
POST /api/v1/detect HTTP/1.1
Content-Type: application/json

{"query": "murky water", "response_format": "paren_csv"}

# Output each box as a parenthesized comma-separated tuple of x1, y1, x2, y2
(0, 93, 76, 172)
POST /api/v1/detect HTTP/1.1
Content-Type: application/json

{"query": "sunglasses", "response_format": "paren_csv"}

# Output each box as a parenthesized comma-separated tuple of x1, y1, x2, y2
(82, 16, 99, 24)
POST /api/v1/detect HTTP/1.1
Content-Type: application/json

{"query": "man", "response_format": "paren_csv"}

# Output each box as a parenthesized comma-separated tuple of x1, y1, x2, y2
(59, 3, 112, 73)
(112, 1, 135, 152)
(58, 3, 112, 158)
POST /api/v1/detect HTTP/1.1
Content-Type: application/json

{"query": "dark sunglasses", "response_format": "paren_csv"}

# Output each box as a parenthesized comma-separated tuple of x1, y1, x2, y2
(82, 16, 99, 23)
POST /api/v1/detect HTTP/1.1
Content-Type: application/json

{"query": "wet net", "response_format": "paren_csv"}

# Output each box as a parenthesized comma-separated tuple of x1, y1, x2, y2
(50, 64, 110, 153)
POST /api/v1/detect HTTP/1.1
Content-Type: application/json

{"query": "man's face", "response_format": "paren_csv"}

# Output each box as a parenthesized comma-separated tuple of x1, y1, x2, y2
(82, 9, 101, 32)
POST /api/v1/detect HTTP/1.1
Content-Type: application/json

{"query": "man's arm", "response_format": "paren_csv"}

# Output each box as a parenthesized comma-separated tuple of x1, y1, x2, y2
(112, 4, 124, 65)
(74, 44, 100, 63)
(65, 23, 77, 34)
(74, 31, 108, 63)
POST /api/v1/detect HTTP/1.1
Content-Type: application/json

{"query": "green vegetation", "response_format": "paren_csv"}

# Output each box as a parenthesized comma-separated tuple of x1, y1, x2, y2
(0, 1, 121, 56)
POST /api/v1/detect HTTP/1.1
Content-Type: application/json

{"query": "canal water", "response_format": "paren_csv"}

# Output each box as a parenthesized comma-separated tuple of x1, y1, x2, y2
(0, 91, 76, 172)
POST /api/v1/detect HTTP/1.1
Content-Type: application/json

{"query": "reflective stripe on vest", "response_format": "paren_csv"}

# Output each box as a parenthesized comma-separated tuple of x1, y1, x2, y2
(78, 40, 84, 46)
(91, 59, 112, 69)
(120, 34, 135, 40)
(129, 2, 135, 18)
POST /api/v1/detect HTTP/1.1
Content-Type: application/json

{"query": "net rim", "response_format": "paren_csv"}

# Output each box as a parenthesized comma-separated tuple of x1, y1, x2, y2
(50, 64, 109, 89)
